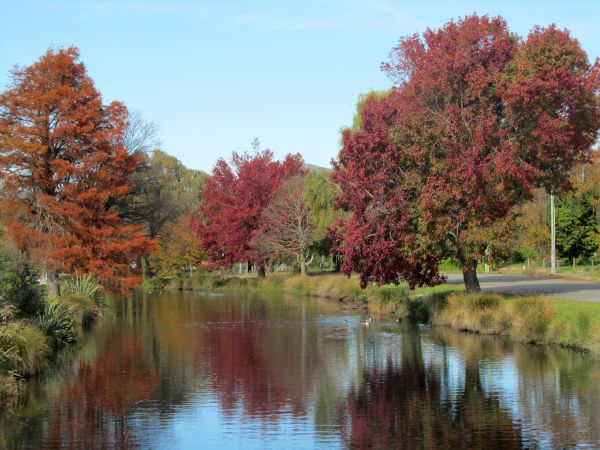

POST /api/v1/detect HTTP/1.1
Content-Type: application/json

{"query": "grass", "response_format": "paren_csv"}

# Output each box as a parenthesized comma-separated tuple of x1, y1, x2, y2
(498, 262, 600, 282)
(0, 320, 49, 377)
(431, 292, 600, 353)
(58, 294, 102, 329)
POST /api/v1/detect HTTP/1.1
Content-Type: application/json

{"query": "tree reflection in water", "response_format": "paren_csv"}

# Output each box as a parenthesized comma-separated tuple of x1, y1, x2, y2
(0, 293, 599, 449)
(341, 330, 523, 450)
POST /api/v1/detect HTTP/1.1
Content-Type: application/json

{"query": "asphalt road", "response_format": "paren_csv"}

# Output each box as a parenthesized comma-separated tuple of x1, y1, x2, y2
(445, 273, 600, 302)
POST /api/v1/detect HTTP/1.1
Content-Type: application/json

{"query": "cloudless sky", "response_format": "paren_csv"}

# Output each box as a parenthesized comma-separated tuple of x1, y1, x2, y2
(1, 0, 599, 172)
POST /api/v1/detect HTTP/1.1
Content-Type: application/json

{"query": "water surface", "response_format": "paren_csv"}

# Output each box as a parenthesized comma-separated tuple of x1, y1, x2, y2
(1, 291, 599, 449)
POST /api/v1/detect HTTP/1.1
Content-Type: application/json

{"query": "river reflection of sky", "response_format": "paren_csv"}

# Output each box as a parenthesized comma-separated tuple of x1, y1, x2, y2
(2, 293, 599, 449)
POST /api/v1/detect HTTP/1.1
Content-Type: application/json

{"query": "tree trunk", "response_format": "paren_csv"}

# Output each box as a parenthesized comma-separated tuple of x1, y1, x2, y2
(461, 260, 481, 293)
(257, 261, 266, 278)
(141, 255, 148, 280)
(300, 258, 307, 276)
(333, 254, 342, 273)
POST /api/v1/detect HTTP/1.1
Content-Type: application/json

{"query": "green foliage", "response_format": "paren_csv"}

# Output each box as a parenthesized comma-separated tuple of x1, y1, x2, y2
(63, 274, 103, 307)
(304, 171, 339, 237)
(119, 149, 208, 239)
(60, 294, 102, 329)
(469, 293, 501, 310)
(143, 276, 168, 291)
(0, 250, 45, 318)
(407, 299, 430, 322)
(438, 258, 461, 272)
(37, 301, 79, 348)
(556, 191, 598, 261)
(347, 90, 392, 133)
(0, 321, 49, 377)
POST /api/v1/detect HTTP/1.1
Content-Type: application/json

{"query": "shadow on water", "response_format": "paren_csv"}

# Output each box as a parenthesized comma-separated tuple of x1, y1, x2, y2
(0, 291, 598, 449)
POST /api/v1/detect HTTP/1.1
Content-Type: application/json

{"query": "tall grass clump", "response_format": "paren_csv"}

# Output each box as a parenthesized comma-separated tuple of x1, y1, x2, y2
(431, 293, 512, 335)
(0, 321, 49, 377)
(59, 294, 102, 329)
(61, 275, 104, 328)
(367, 285, 408, 315)
(511, 296, 554, 344)
(63, 274, 103, 306)
(37, 301, 79, 348)
(432, 292, 560, 346)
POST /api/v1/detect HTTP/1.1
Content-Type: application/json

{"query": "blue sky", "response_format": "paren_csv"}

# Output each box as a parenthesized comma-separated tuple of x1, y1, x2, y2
(1, 1, 599, 172)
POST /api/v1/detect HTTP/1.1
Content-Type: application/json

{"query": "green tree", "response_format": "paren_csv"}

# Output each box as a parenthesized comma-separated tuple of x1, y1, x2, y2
(556, 192, 598, 261)
(118, 150, 208, 239)
(304, 169, 342, 266)
(0, 232, 45, 318)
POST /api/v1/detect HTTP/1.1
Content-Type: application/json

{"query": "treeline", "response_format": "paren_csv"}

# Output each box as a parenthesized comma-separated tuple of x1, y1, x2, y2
(195, 15, 600, 294)
(1, 14, 600, 308)
(515, 164, 600, 265)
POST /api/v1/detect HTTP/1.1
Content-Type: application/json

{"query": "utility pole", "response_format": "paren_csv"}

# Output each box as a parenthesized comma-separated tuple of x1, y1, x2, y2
(550, 192, 556, 274)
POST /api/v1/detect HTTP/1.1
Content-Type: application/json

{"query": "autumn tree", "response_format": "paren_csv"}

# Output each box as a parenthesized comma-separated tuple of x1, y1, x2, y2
(149, 216, 205, 278)
(255, 176, 315, 276)
(193, 150, 304, 277)
(514, 190, 551, 263)
(333, 16, 599, 292)
(118, 150, 207, 239)
(0, 47, 153, 294)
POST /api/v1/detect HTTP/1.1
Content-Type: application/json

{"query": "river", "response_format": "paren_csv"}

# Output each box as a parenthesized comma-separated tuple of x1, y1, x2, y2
(1, 291, 598, 449)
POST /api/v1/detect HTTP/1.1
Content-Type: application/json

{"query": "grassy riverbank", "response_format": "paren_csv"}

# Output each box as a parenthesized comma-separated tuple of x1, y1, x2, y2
(0, 276, 103, 408)
(162, 272, 459, 311)
(430, 293, 600, 353)
(162, 273, 600, 354)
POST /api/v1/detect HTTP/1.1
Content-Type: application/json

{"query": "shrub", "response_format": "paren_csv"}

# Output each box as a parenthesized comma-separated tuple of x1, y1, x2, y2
(407, 299, 430, 322)
(63, 274, 103, 307)
(59, 294, 102, 329)
(0, 321, 49, 377)
(0, 302, 15, 323)
(37, 301, 79, 348)
(0, 257, 45, 318)
(144, 277, 168, 291)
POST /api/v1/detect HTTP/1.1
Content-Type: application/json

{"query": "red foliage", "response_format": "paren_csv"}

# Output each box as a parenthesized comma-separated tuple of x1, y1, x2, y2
(193, 150, 304, 268)
(0, 47, 153, 293)
(334, 16, 600, 290)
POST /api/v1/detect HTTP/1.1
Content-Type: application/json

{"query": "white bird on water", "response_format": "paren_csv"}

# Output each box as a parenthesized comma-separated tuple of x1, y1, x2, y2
(363, 315, 374, 325)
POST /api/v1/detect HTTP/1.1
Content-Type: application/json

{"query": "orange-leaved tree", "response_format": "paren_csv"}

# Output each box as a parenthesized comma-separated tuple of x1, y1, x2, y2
(0, 47, 153, 294)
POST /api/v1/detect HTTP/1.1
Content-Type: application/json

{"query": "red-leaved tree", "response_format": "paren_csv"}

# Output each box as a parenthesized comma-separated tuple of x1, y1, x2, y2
(333, 16, 600, 292)
(0, 47, 153, 294)
(193, 150, 304, 276)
